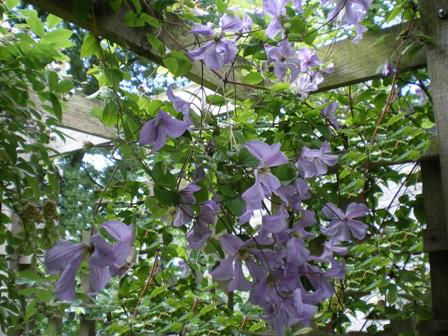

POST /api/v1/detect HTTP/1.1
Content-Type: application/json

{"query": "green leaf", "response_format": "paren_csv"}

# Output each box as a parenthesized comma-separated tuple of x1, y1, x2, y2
(24, 300, 37, 321)
(163, 51, 192, 77)
(152, 162, 177, 187)
(141, 13, 160, 27)
(154, 185, 180, 206)
(43, 28, 74, 48)
(272, 164, 297, 184)
(57, 79, 74, 93)
(216, 0, 225, 13)
(102, 101, 119, 127)
(47, 14, 62, 28)
(80, 34, 100, 58)
(149, 285, 167, 299)
(243, 72, 263, 85)
(289, 16, 306, 35)
(27, 15, 45, 37)
(5, 0, 19, 10)
(146, 33, 165, 55)
(50, 93, 62, 120)
(206, 94, 226, 106)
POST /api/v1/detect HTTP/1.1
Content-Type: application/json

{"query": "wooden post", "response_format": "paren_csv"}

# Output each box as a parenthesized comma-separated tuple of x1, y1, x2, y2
(420, 0, 448, 234)
(421, 161, 448, 319)
(418, 1, 448, 332)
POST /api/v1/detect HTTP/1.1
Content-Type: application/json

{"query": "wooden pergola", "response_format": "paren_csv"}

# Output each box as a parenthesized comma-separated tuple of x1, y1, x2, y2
(18, 0, 448, 335)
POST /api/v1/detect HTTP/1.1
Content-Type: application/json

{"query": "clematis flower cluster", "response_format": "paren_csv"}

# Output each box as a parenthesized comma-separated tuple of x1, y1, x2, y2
(206, 140, 368, 335)
(188, 14, 252, 70)
(321, 0, 373, 42)
(44, 221, 133, 301)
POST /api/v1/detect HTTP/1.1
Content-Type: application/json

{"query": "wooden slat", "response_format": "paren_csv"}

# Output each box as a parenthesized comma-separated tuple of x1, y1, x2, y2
(317, 23, 427, 91)
(421, 0, 448, 236)
(24, 0, 427, 99)
(24, 0, 249, 99)
(421, 160, 448, 320)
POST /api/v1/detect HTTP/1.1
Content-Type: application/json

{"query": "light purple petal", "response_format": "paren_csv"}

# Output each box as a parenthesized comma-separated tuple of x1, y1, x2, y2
(191, 23, 214, 36)
(45, 241, 86, 274)
(210, 257, 234, 281)
(219, 234, 245, 256)
(262, 207, 288, 233)
(220, 14, 243, 32)
(89, 261, 112, 294)
(322, 203, 345, 220)
(346, 202, 368, 219)
(228, 259, 251, 291)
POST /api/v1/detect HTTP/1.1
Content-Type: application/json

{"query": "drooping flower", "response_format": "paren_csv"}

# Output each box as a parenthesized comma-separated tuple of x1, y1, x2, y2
(211, 234, 262, 291)
(44, 241, 87, 300)
(263, 0, 287, 38)
(188, 15, 243, 70)
(167, 86, 191, 124)
(296, 141, 338, 178)
(265, 40, 301, 82)
(321, 202, 368, 241)
(276, 178, 310, 212)
(292, 71, 324, 97)
(44, 221, 133, 300)
(322, 0, 372, 42)
(240, 141, 288, 223)
(321, 101, 340, 129)
(245, 140, 289, 168)
(139, 110, 189, 152)
(174, 183, 201, 227)
(297, 48, 320, 72)
(187, 200, 219, 249)
(262, 207, 289, 233)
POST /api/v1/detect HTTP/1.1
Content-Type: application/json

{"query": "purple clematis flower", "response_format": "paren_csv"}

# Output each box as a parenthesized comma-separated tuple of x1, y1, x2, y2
(44, 221, 133, 300)
(263, 0, 287, 38)
(297, 48, 320, 71)
(292, 0, 303, 12)
(321, 202, 368, 241)
(265, 40, 301, 82)
(276, 178, 310, 212)
(292, 72, 324, 97)
(296, 141, 338, 178)
(245, 140, 289, 168)
(211, 234, 262, 291)
(167, 86, 191, 124)
(241, 15, 253, 33)
(240, 141, 289, 223)
(321, 101, 340, 129)
(188, 15, 243, 70)
(262, 207, 289, 233)
(174, 183, 201, 227)
(323, 0, 372, 42)
(139, 110, 189, 152)
(187, 200, 219, 249)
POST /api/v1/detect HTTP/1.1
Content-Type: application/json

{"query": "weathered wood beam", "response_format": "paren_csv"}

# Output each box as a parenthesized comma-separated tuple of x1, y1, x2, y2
(24, 0, 427, 99)
(316, 22, 427, 92)
(24, 0, 249, 99)
(421, 0, 448, 236)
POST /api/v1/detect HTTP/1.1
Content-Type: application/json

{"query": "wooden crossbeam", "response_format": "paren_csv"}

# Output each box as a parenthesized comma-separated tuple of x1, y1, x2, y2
(25, 0, 427, 99)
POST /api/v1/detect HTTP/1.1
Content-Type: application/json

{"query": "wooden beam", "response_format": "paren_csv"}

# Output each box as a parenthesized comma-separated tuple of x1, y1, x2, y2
(24, 0, 427, 99)
(421, 0, 448, 236)
(316, 23, 427, 91)
(24, 0, 249, 99)
(421, 160, 448, 321)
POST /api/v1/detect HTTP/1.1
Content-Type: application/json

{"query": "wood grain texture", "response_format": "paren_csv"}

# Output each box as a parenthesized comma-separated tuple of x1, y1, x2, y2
(316, 23, 427, 92)
(24, 0, 427, 99)
(420, 0, 448, 235)
(421, 160, 448, 320)
(24, 0, 250, 99)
